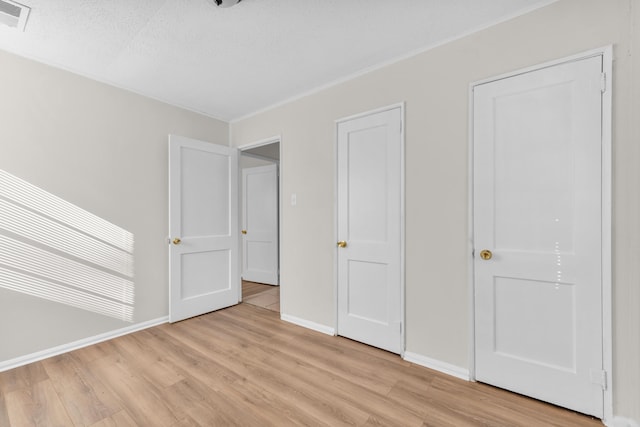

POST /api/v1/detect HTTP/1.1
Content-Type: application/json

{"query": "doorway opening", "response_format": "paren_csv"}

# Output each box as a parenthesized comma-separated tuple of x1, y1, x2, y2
(239, 138, 281, 313)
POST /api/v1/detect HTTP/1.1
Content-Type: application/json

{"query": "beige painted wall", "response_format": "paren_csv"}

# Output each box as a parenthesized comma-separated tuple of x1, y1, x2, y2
(231, 0, 639, 421)
(240, 155, 274, 169)
(0, 50, 228, 362)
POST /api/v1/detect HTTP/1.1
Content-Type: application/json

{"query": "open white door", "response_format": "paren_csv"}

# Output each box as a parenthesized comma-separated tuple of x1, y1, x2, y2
(169, 134, 239, 322)
(473, 55, 605, 417)
(241, 164, 278, 285)
(336, 106, 403, 355)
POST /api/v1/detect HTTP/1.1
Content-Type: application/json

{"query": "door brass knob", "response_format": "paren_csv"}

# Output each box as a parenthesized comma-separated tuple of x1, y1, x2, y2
(479, 249, 492, 260)
(337, 241, 347, 248)
(172, 238, 181, 245)
(241, 230, 247, 234)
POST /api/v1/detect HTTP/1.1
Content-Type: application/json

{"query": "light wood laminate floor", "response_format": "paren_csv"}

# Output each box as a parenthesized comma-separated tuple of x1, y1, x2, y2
(0, 303, 600, 426)
(242, 280, 280, 312)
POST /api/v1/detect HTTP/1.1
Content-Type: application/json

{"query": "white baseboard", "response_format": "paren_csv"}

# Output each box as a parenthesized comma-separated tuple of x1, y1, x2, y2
(280, 313, 335, 336)
(403, 351, 470, 381)
(606, 417, 640, 427)
(0, 316, 169, 372)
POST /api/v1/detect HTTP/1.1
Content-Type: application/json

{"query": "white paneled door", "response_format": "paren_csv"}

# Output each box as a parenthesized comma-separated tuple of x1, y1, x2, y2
(337, 106, 403, 354)
(169, 135, 239, 322)
(242, 164, 278, 285)
(473, 56, 605, 417)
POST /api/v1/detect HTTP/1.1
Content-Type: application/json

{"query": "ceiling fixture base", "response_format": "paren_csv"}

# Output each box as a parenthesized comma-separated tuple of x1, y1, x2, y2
(214, 0, 242, 8)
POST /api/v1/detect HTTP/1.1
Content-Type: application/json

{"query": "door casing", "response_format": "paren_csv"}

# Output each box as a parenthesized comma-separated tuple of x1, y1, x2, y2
(334, 102, 406, 355)
(468, 46, 613, 422)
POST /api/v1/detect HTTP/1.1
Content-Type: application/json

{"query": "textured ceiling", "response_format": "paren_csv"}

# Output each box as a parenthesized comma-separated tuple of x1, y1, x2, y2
(0, 0, 554, 121)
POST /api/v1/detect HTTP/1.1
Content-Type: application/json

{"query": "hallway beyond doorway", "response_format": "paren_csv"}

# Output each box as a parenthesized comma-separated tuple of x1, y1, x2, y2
(242, 280, 280, 312)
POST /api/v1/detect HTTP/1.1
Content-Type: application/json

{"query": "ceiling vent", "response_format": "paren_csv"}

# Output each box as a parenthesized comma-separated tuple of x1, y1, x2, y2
(0, 0, 30, 31)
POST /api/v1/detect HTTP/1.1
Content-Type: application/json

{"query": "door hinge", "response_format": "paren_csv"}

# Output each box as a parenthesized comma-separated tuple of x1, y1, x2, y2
(600, 72, 607, 93)
(590, 369, 607, 390)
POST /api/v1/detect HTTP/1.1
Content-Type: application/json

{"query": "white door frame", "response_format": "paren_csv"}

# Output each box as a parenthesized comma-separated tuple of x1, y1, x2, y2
(237, 136, 282, 302)
(334, 102, 406, 355)
(468, 46, 612, 422)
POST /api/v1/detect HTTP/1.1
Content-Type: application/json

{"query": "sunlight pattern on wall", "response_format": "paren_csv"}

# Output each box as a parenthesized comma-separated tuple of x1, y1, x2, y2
(0, 170, 134, 322)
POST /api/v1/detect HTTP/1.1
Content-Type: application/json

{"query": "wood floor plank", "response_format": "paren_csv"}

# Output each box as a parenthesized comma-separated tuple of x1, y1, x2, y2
(88, 354, 182, 427)
(71, 340, 117, 365)
(224, 377, 333, 426)
(0, 303, 603, 426)
(0, 385, 11, 427)
(169, 414, 201, 427)
(109, 333, 185, 388)
(41, 352, 121, 426)
(4, 379, 74, 427)
(242, 280, 273, 298)
(240, 363, 372, 426)
(134, 327, 243, 391)
(0, 362, 49, 395)
(159, 317, 274, 379)
(161, 319, 369, 425)
(262, 350, 425, 426)
(160, 379, 264, 427)
(388, 378, 504, 427)
(263, 330, 413, 395)
(88, 410, 137, 427)
(426, 375, 600, 427)
(171, 319, 369, 424)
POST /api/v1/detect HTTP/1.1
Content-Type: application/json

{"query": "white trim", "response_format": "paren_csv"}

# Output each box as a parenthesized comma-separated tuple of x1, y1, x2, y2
(231, 1, 558, 123)
(334, 102, 405, 124)
(333, 117, 340, 338)
(0, 316, 169, 372)
(467, 71, 477, 382)
(468, 45, 613, 423)
(606, 417, 640, 427)
(238, 135, 281, 151)
(399, 103, 406, 356)
(600, 45, 614, 426)
(472, 45, 610, 87)
(280, 314, 335, 336)
(403, 352, 471, 381)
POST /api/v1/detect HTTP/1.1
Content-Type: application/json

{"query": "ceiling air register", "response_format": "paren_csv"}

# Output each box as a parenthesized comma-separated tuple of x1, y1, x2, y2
(0, 0, 29, 31)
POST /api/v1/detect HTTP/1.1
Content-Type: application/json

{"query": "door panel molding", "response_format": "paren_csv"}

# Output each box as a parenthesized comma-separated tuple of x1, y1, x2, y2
(468, 46, 612, 422)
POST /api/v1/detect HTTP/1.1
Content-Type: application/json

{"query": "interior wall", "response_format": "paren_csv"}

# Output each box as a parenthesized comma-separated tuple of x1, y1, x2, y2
(230, 0, 639, 421)
(0, 49, 228, 363)
(240, 155, 274, 169)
